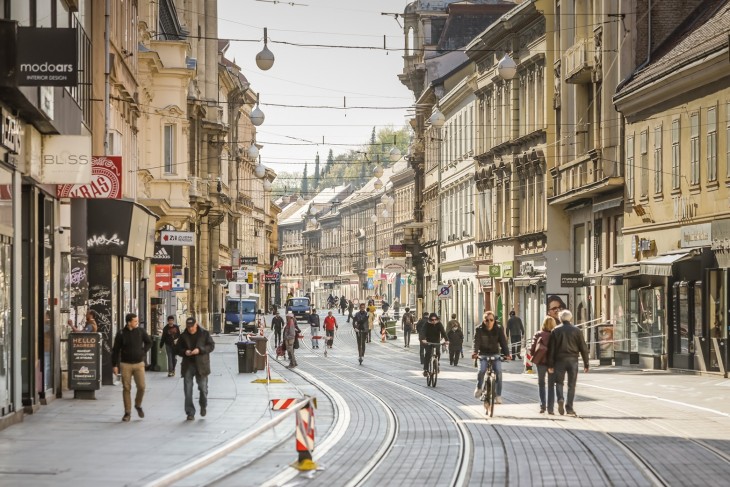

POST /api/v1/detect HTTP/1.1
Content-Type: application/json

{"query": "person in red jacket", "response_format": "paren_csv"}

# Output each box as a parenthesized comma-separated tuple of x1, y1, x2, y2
(324, 310, 338, 349)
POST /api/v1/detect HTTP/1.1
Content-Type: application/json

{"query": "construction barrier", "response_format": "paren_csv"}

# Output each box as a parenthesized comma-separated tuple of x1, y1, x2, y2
(294, 401, 316, 471)
(524, 352, 534, 374)
(271, 398, 297, 410)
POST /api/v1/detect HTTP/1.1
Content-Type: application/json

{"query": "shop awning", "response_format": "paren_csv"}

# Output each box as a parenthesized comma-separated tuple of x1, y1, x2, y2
(513, 276, 544, 287)
(640, 251, 696, 277)
(586, 264, 640, 285)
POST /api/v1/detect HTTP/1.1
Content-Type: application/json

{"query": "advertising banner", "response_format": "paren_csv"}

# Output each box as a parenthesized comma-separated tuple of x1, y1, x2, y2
(41, 135, 92, 184)
(68, 333, 102, 391)
(57, 156, 122, 199)
(155, 265, 173, 291)
(240, 256, 258, 265)
(161, 231, 195, 246)
(17, 27, 78, 86)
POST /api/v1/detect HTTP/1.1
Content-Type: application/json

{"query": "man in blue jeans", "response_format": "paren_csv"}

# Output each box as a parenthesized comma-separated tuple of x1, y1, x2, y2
(547, 309, 589, 417)
(472, 311, 511, 403)
(176, 317, 215, 420)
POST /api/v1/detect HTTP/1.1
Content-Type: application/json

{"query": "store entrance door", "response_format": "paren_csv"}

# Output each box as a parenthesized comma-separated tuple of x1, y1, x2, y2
(704, 270, 728, 374)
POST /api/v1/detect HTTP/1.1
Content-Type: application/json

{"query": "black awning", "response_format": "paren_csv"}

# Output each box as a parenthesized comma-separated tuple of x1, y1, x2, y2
(87, 199, 157, 259)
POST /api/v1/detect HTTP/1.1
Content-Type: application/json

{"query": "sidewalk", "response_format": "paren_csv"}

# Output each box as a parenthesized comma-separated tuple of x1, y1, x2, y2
(0, 334, 301, 487)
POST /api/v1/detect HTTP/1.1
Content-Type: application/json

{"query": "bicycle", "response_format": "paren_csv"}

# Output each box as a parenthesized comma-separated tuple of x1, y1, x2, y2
(424, 342, 443, 387)
(478, 355, 503, 417)
(355, 329, 367, 365)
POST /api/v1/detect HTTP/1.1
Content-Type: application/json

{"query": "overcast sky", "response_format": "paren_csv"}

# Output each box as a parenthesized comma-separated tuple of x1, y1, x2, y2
(218, 0, 413, 177)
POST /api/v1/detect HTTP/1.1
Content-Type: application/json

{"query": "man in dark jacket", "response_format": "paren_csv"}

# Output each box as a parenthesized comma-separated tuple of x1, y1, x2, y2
(419, 313, 448, 376)
(547, 309, 589, 417)
(347, 300, 354, 323)
(340, 296, 348, 315)
(176, 317, 216, 420)
(112, 313, 151, 422)
(506, 310, 525, 359)
(271, 310, 284, 347)
(415, 312, 429, 364)
(160, 315, 181, 377)
(352, 302, 369, 364)
(472, 311, 511, 403)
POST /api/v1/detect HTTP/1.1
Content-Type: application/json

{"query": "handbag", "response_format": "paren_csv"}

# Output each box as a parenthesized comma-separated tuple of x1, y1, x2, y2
(532, 333, 548, 364)
(293, 337, 300, 349)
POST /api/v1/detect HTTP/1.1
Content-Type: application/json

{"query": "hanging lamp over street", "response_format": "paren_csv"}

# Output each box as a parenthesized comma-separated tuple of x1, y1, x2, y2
(497, 53, 517, 80)
(254, 156, 266, 179)
(247, 143, 259, 160)
(429, 107, 445, 128)
(255, 28, 275, 70)
(251, 93, 265, 126)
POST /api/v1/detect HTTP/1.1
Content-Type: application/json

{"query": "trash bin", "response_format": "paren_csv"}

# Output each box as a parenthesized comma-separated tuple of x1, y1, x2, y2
(150, 336, 164, 371)
(213, 313, 222, 334)
(252, 336, 268, 371)
(236, 341, 255, 373)
(386, 320, 397, 339)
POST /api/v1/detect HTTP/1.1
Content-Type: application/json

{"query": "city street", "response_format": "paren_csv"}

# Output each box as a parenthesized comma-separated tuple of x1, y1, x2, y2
(1, 312, 729, 486)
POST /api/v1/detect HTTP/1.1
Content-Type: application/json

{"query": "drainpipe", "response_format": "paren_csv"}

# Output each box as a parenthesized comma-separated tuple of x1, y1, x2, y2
(104, 0, 110, 155)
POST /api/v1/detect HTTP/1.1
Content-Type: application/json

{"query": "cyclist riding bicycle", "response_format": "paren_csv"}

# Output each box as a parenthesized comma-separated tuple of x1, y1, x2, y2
(473, 310, 511, 403)
(419, 312, 449, 377)
(353, 302, 369, 364)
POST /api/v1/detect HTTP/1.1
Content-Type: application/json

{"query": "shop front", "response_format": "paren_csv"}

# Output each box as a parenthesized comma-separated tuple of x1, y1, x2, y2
(513, 260, 546, 338)
(86, 199, 156, 385)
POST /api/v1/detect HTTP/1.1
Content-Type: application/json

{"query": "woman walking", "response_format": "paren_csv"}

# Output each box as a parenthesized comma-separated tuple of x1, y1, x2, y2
(530, 315, 557, 414)
(446, 314, 464, 366)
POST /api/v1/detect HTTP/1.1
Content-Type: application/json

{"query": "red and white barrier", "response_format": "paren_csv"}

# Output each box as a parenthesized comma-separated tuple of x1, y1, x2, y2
(294, 402, 316, 470)
(271, 398, 297, 410)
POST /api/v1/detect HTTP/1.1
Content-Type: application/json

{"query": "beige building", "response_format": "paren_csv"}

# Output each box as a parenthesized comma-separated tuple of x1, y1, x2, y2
(614, 0, 730, 372)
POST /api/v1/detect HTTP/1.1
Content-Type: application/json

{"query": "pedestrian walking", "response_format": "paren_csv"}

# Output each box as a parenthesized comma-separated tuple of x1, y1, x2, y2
(284, 311, 299, 368)
(507, 310, 525, 359)
(324, 310, 337, 348)
(175, 317, 215, 421)
(530, 315, 557, 414)
(401, 307, 414, 348)
(367, 299, 376, 343)
(347, 299, 354, 323)
(415, 312, 429, 364)
(353, 302, 369, 364)
(309, 307, 321, 348)
(271, 310, 284, 347)
(339, 296, 347, 315)
(160, 315, 181, 377)
(446, 314, 464, 366)
(547, 309, 589, 417)
(112, 313, 151, 422)
(393, 298, 400, 320)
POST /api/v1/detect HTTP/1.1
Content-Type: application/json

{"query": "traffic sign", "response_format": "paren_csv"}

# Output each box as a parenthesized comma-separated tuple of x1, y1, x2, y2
(228, 281, 249, 298)
(172, 273, 184, 292)
(437, 284, 452, 300)
(160, 231, 195, 246)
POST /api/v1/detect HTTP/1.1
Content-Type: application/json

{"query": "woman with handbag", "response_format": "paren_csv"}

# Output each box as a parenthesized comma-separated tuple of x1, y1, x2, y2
(530, 315, 557, 414)
(284, 312, 299, 369)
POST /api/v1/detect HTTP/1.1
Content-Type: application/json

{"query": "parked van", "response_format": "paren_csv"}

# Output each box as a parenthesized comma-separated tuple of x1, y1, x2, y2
(225, 294, 260, 333)
(286, 296, 311, 322)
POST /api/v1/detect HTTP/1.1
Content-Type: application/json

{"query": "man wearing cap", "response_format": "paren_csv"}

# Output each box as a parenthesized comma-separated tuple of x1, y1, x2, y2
(176, 317, 215, 421)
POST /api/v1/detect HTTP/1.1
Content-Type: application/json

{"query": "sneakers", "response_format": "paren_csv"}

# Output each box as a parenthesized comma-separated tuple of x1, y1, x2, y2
(540, 406, 546, 414)
(473, 387, 482, 399)
(495, 396, 502, 404)
(558, 399, 565, 415)
(200, 407, 207, 417)
(167, 372, 174, 377)
(135, 406, 145, 418)
(122, 413, 131, 422)
(566, 409, 577, 417)
(423, 371, 428, 377)
(186, 415, 195, 421)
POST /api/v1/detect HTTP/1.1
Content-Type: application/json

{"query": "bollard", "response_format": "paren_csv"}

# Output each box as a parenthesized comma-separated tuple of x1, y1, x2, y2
(294, 402, 317, 471)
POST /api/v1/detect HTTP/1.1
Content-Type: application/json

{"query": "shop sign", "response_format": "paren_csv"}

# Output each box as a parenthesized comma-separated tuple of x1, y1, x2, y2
(389, 245, 406, 257)
(151, 243, 182, 266)
(488, 265, 501, 277)
(264, 273, 279, 283)
(17, 27, 78, 86)
(0, 107, 21, 153)
(68, 333, 101, 391)
(240, 256, 258, 265)
(502, 262, 514, 278)
(40, 135, 92, 184)
(171, 272, 184, 292)
(607, 276, 623, 286)
(367, 269, 375, 278)
(382, 258, 407, 273)
(560, 273, 585, 287)
(155, 265, 172, 291)
(57, 156, 122, 199)
(479, 278, 492, 288)
(680, 223, 712, 248)
(161, 231, 195, 246)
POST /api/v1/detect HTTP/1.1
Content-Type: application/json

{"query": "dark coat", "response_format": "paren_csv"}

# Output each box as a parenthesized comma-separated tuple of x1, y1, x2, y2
(507, 316, 525, 337)
(160, 323, 180, 347)
(546, 321, 589, 368)
(419, 321, 448, 344)
(175, 326, 215, 376)
(473, 322, 509, 356)
(353, 310, 369, 332)
(447, 326, 464, 349)
(529, 330, 552, 366)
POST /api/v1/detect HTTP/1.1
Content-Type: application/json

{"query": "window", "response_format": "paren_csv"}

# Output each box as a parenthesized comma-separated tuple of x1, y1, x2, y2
(672, 119, 681, 190)
(163, 124, 175, 174)
(654, 125, 663, 194)
(690, 112, 699, 185)
(640, 130, 648, 198)
(626, 136, 635, 200)
(707, 106, 717, 182)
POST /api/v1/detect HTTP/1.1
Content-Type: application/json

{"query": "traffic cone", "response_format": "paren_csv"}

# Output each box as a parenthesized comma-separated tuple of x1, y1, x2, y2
(293, 402, 317, 471)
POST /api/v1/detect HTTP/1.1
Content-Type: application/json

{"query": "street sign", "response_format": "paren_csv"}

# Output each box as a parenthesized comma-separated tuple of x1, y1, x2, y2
(213, 269, 228, 285)
(240, 256, 258, 265)
(437, 285, 452, 300)
(228, 281, 248, 298)
(488, 265, 501, 277)
(160, 231, 195, 246)
(172, 273, 184, 292)
(155, 265, 172, 291)
(561, 273, 586, 287)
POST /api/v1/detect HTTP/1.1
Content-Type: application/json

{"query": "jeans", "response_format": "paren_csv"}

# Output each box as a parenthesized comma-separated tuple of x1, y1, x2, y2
(121, 362, 146, 413)
(356, 331, 367, 358)
(536, 364, 556, 411)
(164, 344, 177, 373)
(311, 326, 320, 347)
(423, 345, 441, 372)
(419, 343, 426, 364)
(403, 329, 411, 347)
(285, 338, 297, 366)
(273, 327, 282, 347)
(449, 346, 460, 366)
(554, 359, 579, 409)
(476, 355, 503, 396)
(183, 363, 208, 416)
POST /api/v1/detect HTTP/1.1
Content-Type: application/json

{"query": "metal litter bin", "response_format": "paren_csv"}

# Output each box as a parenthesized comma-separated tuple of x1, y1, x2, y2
(386, 320, 397, 339)
(252, 336, 268, 371)
(150, 336, 165, 371)
(236, 341, 255, 373)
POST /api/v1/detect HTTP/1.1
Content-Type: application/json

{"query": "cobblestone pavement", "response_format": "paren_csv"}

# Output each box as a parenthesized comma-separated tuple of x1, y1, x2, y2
(1, 312, 729, 486)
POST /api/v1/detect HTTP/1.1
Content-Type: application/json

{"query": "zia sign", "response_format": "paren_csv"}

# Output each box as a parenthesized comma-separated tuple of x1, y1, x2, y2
(57, 156, 122, 198)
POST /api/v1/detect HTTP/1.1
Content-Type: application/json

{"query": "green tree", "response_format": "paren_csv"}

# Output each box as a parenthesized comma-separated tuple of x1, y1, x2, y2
(313, 153, 321, 191)
(325, 149, 334, 176)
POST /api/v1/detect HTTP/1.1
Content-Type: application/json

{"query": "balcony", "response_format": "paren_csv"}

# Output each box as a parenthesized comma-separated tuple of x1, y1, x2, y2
(548, 150, 624, 205)
(564, 36, 595, 84)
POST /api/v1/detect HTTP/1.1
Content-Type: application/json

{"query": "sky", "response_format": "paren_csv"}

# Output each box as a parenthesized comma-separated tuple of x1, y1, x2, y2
(218, 0, 414, 177)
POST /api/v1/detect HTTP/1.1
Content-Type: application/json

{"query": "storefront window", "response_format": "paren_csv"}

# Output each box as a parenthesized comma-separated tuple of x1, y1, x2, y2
(637, 286, 665, 355)
(0, 239, 12, 410)
(611, 286, 626, 352)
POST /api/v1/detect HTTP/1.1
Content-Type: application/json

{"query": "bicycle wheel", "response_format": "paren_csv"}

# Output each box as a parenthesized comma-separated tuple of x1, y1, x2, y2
(426, 365, 432, 386)
(431, 357, 438, 387)
(488, 375, 496, 417)
(482, 377, 491, 414)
